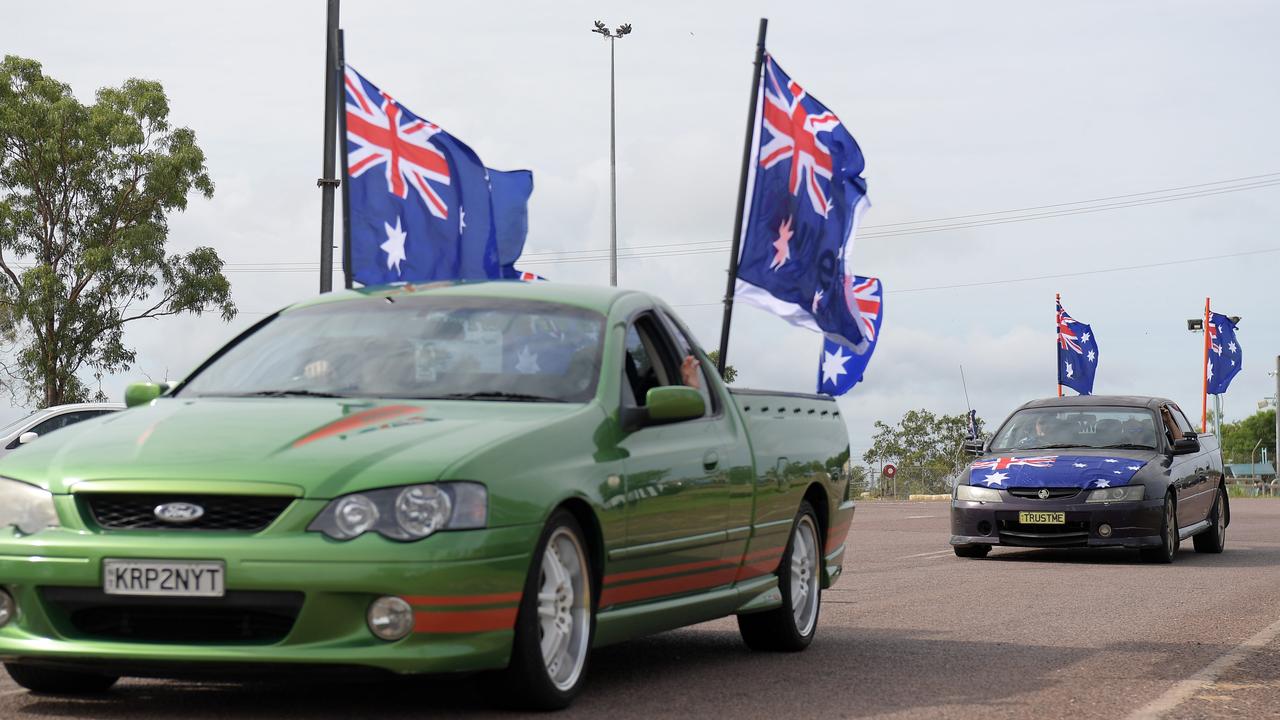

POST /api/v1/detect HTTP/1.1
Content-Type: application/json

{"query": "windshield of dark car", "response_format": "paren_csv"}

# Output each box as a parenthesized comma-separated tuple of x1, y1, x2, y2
(178, 296, 606, 403)
(989, 407, 1159, 451)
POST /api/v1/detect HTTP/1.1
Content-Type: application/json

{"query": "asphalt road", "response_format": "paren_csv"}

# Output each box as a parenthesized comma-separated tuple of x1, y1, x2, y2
(3, 500, 1279, 719)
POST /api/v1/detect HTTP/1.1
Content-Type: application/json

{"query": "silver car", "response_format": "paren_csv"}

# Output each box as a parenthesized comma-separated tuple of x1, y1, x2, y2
(0, 403, 124, 458)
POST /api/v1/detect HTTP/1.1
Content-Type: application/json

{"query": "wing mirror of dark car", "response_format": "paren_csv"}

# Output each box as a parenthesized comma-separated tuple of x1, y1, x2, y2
(1171, 437, 1200, 455)
(17, 431, 38, 445)
(962, 439, 985, 455)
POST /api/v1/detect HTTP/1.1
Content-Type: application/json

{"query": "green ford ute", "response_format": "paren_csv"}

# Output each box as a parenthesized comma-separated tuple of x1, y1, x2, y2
(0, 281, 854, 709)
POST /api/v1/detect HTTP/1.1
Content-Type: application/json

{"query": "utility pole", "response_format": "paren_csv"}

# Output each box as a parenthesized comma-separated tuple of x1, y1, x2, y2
(591, 20, 632, 287)
(317, 0, 341, 293)
(1275, 355, 1279, 479)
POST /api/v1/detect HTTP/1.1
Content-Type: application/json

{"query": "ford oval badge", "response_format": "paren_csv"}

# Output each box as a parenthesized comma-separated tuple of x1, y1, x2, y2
(154, 502, 205, 524)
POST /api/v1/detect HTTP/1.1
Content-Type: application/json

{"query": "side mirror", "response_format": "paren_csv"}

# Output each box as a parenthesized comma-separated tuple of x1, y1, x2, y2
(124, 381, 166, 408)
(1171, 437, 1200, 455)
(17, 431, 38, 445)
(644, 386, 706, 425)
(962, 439, 985, 455)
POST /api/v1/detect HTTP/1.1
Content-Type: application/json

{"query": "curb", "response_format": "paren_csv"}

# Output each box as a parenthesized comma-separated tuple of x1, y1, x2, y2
(908, 494, 952, 501)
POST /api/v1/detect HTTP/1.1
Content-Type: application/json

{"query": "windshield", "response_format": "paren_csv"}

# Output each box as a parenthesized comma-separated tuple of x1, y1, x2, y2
(989, 406, 1160, 451)
(179, 296, 606, 403)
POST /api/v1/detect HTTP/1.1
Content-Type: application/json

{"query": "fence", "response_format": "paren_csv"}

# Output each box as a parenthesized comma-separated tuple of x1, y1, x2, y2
(858, 465, 959, 500)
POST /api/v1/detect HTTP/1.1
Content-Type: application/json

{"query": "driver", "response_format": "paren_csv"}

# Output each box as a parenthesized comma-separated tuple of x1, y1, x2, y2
(1014, 415, 1052, 448)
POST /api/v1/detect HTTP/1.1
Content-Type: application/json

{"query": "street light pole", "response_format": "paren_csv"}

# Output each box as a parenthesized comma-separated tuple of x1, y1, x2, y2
(588, 20, 629, 283)
(592, 20, 631, 287)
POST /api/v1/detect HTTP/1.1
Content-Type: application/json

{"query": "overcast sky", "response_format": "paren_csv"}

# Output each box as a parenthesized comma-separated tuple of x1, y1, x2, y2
(4, 1, 1279, 461)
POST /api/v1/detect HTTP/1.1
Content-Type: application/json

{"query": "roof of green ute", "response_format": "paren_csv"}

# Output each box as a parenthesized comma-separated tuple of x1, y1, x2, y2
(285, 279, 638, 314)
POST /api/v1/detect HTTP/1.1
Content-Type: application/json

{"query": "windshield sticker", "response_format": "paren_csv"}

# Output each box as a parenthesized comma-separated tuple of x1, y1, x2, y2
(289, 405, 427, 448)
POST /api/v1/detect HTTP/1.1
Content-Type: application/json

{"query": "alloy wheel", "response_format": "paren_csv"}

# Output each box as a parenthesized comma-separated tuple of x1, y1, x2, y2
(537, 527, 591, 692)
(790, 515, 820, 637)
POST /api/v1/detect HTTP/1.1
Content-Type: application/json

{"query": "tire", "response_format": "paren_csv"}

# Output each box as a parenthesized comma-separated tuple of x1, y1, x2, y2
(498, 509, 595, 711)
(954, 544, 991, 558)
(3, 663, 118, 695)
(1193, 487, 1227, 554)
(1140, 493, 1179, 564)
(737, 500, 822, 652)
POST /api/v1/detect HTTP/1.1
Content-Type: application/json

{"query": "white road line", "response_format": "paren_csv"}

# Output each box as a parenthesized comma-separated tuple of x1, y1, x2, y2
(905, 515, 937, 519)
(1126, 614, 1280, 720)
(897, 549, 953, 559)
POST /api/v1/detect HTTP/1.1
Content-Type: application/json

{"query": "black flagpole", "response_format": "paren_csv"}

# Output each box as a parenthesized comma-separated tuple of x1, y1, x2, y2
(338, 29, 353, 290)
(716, 18, 768, 377)
(317, 0, 340, 293)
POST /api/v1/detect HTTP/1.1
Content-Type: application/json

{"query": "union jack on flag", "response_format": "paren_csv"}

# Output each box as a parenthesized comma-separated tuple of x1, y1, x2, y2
(760, 56, 843, 218)
(345, 68, 451, 219)
(1056, 298, 1099, 395)
(971, 455, 1058, 471)
(818, 275, 883, 397)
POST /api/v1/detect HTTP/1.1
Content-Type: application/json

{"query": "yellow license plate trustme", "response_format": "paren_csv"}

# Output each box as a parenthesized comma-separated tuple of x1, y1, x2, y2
(1018, 511, 1066, 524)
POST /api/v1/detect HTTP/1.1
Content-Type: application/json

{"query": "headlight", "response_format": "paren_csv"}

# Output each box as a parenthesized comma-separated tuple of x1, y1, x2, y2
(0, 477, 59, 535)
(1086, 485, 1145, 503)
(955, 485, 1003, 503)
(308, 482, 486, 541)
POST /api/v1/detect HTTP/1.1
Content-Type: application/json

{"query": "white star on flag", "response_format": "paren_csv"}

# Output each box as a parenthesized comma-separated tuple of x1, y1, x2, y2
(1087, 350, 1096, 363)
(1229, 341, 1237, 354)
(821, 345, 851, 387)
(982, 471, 1009, 486)
(1082, 332, 1091, 342)
(1207, 362, 1214, 381)
(381, 216, 408, 275)
(1064, 361, 1074, 379)
(1127, 465, 1141, 471)
(769, 216, 794, 271)
(1104, 458, 1119, 463)
(812, 289, 824, 313)
(460, 206, 467, 231)
(1113, 470, 1123, 475)
(1095, 479, 1111, 488)
(514, 346, 540, 374)
(1073, 462, 1087, 468)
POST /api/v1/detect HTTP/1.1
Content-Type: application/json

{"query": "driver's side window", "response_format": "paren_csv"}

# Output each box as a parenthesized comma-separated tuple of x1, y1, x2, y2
(622, 314, 677, 408)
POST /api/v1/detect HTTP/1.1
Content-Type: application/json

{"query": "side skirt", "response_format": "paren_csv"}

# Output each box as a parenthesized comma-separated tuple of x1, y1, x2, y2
(1178, 518, 1212, 541)
(593, 575, 779, 648)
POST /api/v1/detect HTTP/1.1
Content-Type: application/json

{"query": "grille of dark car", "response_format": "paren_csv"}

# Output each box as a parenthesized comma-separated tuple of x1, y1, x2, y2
(40, 587, 304, 644)
(996, 514, 1091, 547)
(1007, 487, 1080, 500)
(82, 494, 293, 531)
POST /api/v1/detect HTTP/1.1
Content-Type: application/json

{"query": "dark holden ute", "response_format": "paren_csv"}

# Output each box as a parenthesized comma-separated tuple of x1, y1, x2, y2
(950, 395, 1227, 563)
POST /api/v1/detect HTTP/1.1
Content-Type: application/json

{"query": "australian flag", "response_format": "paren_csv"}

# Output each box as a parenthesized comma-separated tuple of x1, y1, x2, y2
(735, 53, 871, 352)
(1057, 299, 1099, 395)
(1207, 312, 1242, 394)
(817, 276, 882, 395)
(344, 67, 535, 285)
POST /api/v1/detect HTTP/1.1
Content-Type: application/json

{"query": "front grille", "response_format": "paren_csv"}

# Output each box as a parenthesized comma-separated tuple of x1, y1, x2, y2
(40, 587, 304, 644)
(83, 494, 293, 531)
(997, 514, 1091, 547)
(1007, 487, 1080, 500)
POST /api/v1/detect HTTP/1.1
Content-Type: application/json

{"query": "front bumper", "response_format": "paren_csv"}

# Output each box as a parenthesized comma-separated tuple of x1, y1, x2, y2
(950, 496, 1164, 549)
(0, 510, 541, 675)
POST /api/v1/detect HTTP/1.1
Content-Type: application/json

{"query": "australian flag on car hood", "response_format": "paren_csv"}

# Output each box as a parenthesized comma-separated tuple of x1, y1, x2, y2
(735, 53, 871, 353)
(968, 455, 1148, 490)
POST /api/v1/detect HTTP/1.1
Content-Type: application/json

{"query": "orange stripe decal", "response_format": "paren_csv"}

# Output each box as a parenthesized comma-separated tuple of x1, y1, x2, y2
(403, 592, 523, 607)
(290, 405, 422, 448)
(414, 607, 518, 634)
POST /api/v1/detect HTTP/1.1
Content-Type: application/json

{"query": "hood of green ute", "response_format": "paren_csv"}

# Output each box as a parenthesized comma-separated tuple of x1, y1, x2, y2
(0, 397, 587, 497)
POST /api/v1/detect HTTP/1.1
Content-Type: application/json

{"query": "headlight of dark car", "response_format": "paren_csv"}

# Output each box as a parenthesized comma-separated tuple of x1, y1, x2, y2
(955, 484, 1002, 503)
(0, 476, 60, 535)
(1085, 485, 1145, 503)
(308, 482, 487, 541)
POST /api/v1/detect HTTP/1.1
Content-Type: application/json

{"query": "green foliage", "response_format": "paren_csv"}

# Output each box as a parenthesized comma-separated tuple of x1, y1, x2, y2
(0, 55, 234, 407)
(705, 350, 737, 384)
(865, 407, 983, 479)
(1220, 409, 1277, 465)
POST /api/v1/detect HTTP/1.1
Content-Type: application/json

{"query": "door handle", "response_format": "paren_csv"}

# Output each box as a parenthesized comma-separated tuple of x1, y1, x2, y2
(702, 451, 720, 472)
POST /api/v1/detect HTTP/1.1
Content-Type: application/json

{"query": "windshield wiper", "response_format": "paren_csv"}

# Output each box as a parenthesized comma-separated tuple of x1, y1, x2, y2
(213, 389, 352, 399)
(1034, 443, 1092, 449)
(1098, 443, 1155, 450)
(429, 391, 564, 403)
